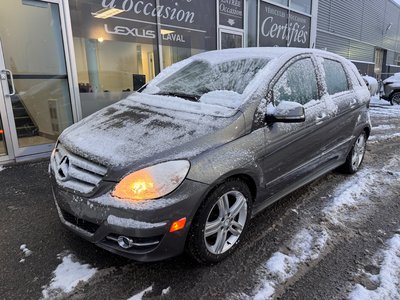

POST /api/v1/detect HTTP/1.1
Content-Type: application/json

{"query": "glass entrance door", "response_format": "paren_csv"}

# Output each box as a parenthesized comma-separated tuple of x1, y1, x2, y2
(0, 0, 74, 160)
(219, 29, 244, 50)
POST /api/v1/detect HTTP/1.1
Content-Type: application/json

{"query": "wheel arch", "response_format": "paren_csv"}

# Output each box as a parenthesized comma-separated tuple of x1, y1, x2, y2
(197, 171, 259, 211)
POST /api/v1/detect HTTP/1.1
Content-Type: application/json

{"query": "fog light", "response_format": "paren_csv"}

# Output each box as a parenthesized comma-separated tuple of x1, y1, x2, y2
(117, 236, 134, 249)
(169, 218, 186, 233)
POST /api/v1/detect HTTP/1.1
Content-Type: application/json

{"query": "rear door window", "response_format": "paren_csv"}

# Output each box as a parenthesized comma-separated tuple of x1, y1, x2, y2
(322, 59, 350, 94)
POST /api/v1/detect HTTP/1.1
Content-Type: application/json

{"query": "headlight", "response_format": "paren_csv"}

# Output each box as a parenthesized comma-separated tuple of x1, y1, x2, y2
(112, 160, 190, 201)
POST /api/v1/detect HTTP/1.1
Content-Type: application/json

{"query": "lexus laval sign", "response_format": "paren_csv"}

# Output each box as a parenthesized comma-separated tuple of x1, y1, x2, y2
(259, 2, 310, 48)
(70, 0, 216, 50)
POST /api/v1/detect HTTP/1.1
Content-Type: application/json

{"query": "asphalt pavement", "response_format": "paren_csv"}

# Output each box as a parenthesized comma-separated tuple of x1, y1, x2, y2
(1, 100, 400, 300)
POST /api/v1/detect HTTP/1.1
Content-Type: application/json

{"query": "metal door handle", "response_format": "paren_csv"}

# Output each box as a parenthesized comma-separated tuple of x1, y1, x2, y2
(1, 69, 16, 96)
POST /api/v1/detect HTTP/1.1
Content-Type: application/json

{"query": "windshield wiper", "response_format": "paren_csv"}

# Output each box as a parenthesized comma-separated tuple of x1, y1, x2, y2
(156, 92, 200, 102)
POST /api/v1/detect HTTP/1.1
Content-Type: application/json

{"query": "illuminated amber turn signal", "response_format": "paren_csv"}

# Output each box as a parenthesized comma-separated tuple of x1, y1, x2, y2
(170, 218, 187, 232)
(112, 169, 159, 200)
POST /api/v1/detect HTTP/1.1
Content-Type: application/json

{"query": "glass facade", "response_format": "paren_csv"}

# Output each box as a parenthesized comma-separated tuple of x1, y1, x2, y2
(69, 0, 217, 116)
(258, 0, 312, 47)
(0, 0, 73, 149)
(0, 0, 319, 162)
(221, 32, 243, 49)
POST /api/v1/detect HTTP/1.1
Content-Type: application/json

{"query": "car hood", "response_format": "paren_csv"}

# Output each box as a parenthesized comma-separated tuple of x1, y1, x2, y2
(383, 74, 400, 84)
(59, 96, 245, 179)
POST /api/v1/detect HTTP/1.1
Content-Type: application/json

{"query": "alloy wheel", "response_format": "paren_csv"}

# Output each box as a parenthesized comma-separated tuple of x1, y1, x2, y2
(351, 133, 366, 170)
(204, 191, 248, 255)
(392, 93, 400, 105)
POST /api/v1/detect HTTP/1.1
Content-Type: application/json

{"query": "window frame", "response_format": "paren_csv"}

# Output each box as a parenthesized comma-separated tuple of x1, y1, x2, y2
(318, 57, 352, 96)
(268, 54, 322, 106)
(252, 54, 322, 130)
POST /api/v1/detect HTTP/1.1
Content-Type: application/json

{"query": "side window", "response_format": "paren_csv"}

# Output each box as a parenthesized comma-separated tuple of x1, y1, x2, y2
(322, 59, 349, 94)
(273, 58, 319, 105)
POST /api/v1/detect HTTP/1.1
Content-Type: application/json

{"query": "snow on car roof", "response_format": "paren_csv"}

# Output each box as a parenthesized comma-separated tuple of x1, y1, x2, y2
(147, 47, 350, 88)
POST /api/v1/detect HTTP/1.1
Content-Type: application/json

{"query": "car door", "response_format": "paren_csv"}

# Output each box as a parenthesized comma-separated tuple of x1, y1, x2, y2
(314, 56, 360, 164)
(255, 55, 330, 204)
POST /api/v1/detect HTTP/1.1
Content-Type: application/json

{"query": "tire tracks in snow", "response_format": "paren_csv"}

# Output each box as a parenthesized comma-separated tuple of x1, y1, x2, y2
(239, 154, 400, 300)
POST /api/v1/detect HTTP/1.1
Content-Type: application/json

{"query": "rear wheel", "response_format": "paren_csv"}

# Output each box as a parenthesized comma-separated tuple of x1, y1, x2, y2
(340, 131, 367, 174)
(390, 92, 400, 105)
(186, 179, 252, 264)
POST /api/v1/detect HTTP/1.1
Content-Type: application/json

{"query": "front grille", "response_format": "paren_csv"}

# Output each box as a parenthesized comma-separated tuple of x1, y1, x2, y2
(61, 209, 100, 234)
(51, 143, 107, 194)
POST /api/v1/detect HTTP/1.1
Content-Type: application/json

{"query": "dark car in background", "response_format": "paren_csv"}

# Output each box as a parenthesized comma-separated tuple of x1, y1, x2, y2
(381, 72, 400, 105)
(49, 48, 371, 264)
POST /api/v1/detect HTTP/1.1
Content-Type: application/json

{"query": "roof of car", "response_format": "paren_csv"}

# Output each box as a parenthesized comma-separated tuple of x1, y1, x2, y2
(191, 47, 339, 64)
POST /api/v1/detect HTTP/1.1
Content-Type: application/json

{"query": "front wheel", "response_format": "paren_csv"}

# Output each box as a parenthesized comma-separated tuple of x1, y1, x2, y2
(340, 131, 367, 174)
(186, 179, 252, 264)
(390, 92, 400, 105)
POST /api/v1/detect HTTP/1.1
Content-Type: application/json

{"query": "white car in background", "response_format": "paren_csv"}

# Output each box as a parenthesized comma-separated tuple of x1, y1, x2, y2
(362, 75, 379, 96)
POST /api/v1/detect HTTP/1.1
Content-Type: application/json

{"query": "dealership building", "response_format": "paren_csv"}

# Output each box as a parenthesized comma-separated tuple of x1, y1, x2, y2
(0, 0, 400, 164)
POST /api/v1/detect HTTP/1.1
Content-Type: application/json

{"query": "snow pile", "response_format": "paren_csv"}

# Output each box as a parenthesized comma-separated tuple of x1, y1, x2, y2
(127, 285, 153, 300)
(372, 124, 396, 130)
(41, 253, 97, 299)
(349, 231, 400, 300)
(322, 169, 376, 225)
(128, 93, 236, 117)
(362, 76, 379, 96)
(162, 287, 171, 296)
(198, 90, 243, 109)
(20, 244, 32, 257)
(252, 159, 397, 299)
(253, 227, 329, 299)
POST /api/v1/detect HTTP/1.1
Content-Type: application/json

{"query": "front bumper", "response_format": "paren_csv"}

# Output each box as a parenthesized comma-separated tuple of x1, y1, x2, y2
(51, 176, 209, 262)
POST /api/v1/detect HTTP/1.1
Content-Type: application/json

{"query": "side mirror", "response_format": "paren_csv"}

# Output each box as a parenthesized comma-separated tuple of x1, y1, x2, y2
(265, 101, 305, 123)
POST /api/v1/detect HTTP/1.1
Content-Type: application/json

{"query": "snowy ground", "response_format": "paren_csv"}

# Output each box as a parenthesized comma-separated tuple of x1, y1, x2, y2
(1, 97, 400, 300)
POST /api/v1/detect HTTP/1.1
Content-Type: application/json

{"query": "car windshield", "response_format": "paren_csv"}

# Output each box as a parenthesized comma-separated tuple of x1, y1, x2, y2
(149, 58, 269, 101)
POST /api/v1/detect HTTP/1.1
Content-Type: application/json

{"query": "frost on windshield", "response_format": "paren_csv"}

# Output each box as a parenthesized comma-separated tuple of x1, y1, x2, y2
(151, 58, 269, 100)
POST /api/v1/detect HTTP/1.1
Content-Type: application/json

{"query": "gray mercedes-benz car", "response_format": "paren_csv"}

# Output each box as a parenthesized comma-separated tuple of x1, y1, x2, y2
(49, 48, 371, 264)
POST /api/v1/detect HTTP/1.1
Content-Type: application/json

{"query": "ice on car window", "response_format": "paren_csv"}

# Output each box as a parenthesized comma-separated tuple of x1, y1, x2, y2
(151, 58, 269, 100)
(273, 58, 319, 105)
(322, 59, 349, 95)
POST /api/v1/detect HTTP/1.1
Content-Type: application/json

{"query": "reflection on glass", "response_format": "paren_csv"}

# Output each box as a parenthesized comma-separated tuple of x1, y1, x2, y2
(290, 0, 312, 14)
(0, 0, 74, 148)
(73, 38, 158, 117)
(11, 79, 73, 146)
(0, 0, 66, 75)
(269, 0, 289, 7)
(221, 33, 243, 49)
(162, 46, 203, 69)
(0, 115, 7, 156)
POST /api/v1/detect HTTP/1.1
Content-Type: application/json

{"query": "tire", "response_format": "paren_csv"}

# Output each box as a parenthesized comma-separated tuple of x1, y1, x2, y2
(390, 92, 400, 105)
(186, 179, 252, 264)
(340, 131, 367, 174)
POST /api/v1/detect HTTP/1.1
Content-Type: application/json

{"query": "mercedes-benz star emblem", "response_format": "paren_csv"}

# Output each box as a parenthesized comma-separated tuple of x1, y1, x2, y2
(58, 155, 70, 181)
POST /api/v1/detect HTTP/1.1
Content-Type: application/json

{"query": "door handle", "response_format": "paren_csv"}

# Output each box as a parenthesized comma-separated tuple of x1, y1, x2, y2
(0, 69, 16, 96)
(350, 99, 357, 106)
